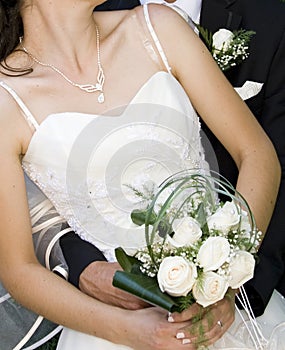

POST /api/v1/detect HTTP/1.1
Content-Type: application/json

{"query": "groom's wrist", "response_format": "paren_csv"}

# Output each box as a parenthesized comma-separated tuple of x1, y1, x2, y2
(59, 231, 107, 287)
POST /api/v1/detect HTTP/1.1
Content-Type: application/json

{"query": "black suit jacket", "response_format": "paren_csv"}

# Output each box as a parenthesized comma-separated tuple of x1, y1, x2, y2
(60, 0, 285, 316)
(95, 0, 140, 11)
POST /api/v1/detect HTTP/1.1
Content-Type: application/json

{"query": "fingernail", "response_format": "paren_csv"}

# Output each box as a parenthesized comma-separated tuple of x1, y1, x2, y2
(176, 332, 185, 339)
(168, 315, 174, 322)
(182, 339, 191, 345)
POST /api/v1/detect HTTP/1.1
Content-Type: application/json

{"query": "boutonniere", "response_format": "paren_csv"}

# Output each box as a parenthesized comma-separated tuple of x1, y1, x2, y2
(197, 25, 255, 71)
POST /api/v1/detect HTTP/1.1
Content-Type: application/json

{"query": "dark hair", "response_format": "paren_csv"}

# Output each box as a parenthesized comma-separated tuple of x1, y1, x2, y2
(0, 0, 29, 76)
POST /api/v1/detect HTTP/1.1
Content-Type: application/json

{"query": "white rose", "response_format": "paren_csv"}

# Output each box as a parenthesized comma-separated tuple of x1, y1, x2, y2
(193, 271, 229, 307)
(157, 256, 197, 297)
(212, 28, 234, 53)
(167, 217, 202, 247)
(228, 251, 255, 289)
(197, 236, 230, 271)
(207, 201, 240, 234)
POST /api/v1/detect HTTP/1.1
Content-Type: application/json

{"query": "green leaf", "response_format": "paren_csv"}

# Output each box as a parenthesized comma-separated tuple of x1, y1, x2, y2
(130, 209, 157, 226)
(158, 218, 173, 238)
(113, 270, 180, 312)
(233, 29, 256, 41)
(115, 247, 140, 273)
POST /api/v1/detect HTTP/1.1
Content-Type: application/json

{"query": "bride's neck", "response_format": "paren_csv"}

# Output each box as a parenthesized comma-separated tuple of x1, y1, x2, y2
(21, 2, 99, 68)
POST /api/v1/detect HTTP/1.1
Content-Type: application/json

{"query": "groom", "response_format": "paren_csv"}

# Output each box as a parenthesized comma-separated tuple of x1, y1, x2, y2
(60, 0, 285, 317)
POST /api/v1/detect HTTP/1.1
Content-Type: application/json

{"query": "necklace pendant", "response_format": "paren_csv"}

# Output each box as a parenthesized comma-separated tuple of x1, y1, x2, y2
(98, 92, 105, 104)
(21, 25, 106, 101)
(78, 84, 99, 93)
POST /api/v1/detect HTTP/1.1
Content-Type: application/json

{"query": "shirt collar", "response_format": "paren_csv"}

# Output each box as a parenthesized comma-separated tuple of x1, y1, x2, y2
(140, 0, 202, 24)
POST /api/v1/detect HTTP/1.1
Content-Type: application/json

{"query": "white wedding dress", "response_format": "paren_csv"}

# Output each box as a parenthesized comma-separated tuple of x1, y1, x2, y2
(0, 4, 284, 350)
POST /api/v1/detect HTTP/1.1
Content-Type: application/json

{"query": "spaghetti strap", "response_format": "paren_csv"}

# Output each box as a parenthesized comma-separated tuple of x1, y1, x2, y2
(0, 81, 39, 131)
(143, 4, 172, 74)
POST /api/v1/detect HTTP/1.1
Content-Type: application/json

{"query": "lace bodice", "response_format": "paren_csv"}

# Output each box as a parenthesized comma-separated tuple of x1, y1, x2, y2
(21, 72, 209, 261)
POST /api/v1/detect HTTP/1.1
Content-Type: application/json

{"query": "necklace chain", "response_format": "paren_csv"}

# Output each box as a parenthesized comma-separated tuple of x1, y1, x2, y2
(20, 26, 105, 103)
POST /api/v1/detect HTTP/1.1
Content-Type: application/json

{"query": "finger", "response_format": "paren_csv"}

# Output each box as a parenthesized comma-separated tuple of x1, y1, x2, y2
(169, 303, 206, 322)
(193, 317, 234, 348)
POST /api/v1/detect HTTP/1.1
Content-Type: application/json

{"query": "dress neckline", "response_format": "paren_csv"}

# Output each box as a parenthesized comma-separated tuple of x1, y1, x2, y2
(36, 71, 171, 126)
(22, 71, 177, 159)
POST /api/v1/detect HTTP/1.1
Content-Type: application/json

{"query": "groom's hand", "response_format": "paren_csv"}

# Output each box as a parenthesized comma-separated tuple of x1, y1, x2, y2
(79, 261, 149, 310)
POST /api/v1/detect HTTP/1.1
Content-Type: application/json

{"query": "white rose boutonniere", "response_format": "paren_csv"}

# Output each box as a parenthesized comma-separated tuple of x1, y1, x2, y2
(196, 24, 255, 71)
(212, 28, 234, 53)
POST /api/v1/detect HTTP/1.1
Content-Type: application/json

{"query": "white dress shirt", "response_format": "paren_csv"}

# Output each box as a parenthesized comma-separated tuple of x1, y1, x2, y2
(139, 0, 202, 25)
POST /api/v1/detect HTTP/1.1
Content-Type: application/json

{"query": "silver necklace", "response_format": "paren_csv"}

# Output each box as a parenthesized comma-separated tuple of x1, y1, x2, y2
(20, 26, 105, 103)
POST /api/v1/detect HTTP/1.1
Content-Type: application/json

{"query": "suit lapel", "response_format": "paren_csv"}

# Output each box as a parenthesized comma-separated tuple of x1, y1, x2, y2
(200, 0, 242, 32)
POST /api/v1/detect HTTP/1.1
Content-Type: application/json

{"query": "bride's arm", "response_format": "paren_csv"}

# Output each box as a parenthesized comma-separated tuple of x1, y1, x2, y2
(149, 4, 280, 235)
(141, 4, 280, 346)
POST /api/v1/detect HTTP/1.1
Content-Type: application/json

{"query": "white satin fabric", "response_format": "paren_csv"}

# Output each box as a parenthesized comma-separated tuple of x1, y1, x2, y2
(139, 0, 202, 25)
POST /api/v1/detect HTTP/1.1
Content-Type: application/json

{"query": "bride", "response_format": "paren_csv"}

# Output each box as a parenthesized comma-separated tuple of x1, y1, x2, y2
(0, 0, 282, 349)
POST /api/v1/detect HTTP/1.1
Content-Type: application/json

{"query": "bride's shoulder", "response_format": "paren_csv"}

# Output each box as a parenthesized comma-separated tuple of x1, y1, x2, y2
(0, 78, 16, 113)
(0, 77, 30, 151)
(133, 4, 195, 46)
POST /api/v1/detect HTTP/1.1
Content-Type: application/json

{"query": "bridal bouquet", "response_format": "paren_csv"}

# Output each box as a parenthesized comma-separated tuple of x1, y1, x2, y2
(113, 170, 261, 312)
